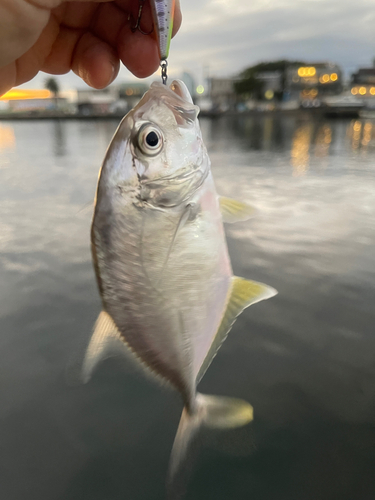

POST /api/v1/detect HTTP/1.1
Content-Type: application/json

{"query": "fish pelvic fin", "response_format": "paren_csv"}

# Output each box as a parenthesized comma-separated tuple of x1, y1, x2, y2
(196, 276, 277, 384)
(219, 196, 256, 223)
(82, 310, 123, 383)
(167, 393, 253, 499)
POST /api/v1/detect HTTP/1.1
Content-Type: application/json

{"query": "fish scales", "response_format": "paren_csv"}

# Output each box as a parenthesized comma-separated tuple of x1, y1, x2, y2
(93, 175, 230, 399)
(85, 80, 277, 489)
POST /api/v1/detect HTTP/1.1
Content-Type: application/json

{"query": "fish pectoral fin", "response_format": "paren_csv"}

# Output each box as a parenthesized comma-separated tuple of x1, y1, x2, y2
(196, 276, 277, 384)
(82, 310, 123, 383)
(219, 196, 256, 223)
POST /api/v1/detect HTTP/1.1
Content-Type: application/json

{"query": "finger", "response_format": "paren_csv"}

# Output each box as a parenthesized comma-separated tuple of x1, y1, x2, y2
(113, 0, 159, 77)
(172, 0, 182, 37)
(13, 13, 59, 86)
(0, 63, 16, 96)
(71, 32, 120, 88)
(32, 0, 114, 8)
(53, 2, 98, 28)
(42, 25, 84, 75)
(90, 2, 129, 47)
(117, 22, 159, 78)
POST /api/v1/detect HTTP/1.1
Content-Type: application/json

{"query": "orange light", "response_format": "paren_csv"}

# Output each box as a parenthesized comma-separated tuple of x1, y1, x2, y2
(0, 125, 16, 150)
(359, 87, 366, 95)
(351, 88, 358, 95)
(0, 89, 52, 100)
(322, 74, 330, 83)
(298, 67, 306, 77)
(308, 67, 316, 76)
(370, 87, 375, 95)
(330, 73, 338, 81)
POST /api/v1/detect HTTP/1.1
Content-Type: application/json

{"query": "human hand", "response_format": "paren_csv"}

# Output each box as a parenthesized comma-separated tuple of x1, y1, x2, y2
(0, 0, 182, 96)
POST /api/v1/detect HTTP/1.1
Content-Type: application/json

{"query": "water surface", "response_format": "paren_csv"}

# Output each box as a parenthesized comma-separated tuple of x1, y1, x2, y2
(0, 114, 374, 499)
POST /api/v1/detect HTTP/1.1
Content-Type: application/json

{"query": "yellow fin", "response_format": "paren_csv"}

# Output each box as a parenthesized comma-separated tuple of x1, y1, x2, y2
(219, 196, 256, 223)
(167, 392, 253, 493)
(82, 311, 123, 383)
(196, 276, 277, 384)
(196, 393, 253, 429)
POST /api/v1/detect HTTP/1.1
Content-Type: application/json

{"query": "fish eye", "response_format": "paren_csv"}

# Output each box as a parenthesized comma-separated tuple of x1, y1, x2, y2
(137, 124, 163, 156)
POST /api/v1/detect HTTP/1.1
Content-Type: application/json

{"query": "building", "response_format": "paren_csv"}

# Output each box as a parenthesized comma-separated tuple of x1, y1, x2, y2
(209, 78, 236, 110)
(256, 71, 283, 99)
(350, 66, 375, 99)
(117, 82, 149, 108)
(285, 62, 343, 101)
(0, 89, 68, 112)
(76, 83, 149, 115)
(76, 88, 118, 115)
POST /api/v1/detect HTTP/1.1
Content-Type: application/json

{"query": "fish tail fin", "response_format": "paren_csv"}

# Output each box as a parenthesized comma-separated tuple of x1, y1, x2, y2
(167, 393, 253, 498)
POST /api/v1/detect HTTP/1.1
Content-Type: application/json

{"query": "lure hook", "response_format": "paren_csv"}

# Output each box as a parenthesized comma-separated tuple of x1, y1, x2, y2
(128, 0, 153, 36)
(161, 59, 168, 85)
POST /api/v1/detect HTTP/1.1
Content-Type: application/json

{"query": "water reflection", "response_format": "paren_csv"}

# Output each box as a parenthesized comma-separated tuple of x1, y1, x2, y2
(314, 124, 332, 158)
(0, 124, 16, 151)
(53, 121, 66, 157)
(202, 114, 375, 171)
(346, 119, 375, 151)
(362, 122, 372, 147)
(0, 116, 375, 500)
(291, 122, 313, 174)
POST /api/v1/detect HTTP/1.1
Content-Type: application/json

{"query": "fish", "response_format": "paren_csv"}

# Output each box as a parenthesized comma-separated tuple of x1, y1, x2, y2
(150, 0, 175, 61)
(83, 79, 277, 486)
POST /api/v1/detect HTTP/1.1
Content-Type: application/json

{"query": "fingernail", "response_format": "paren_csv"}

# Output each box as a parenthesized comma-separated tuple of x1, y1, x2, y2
(108, 61, 119, 85)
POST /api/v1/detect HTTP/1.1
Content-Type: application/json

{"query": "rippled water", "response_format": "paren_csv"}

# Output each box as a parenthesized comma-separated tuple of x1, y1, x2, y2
(0, 114, 374, 499)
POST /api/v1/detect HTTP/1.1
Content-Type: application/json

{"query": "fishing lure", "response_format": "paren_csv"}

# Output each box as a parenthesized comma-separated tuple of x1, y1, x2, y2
(130, 0, 175, 84)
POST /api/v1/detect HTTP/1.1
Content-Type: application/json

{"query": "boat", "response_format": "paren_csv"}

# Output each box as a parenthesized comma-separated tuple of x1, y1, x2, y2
(322, 94, 364, 118)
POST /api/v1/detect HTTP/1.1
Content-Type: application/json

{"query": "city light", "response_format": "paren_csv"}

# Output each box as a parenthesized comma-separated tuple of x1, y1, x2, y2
(351, 87, 358, 95)
(359, 87, 366, 95)
(330, 73, 338, 81)
(0, 89, 52, 100)
(196, 85, 205, 94)
(298, 67, 316, 77)
(321, 74, 330, 83)
(370, 87, 375, 95)
(265, 90, 274, 100)
(0, 125, 16, 150)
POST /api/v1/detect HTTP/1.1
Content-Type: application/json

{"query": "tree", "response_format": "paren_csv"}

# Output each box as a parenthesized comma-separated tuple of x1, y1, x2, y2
(234, 60, 306, 101)
(44, 77, 60, 107)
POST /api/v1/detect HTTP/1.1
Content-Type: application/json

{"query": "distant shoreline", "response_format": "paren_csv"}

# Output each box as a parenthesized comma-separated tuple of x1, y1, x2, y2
(0, 108, 362, 121)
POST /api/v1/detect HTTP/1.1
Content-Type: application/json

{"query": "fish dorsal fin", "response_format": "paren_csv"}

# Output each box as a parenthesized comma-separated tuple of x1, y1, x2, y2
(82, 311, 123, 383)
(196, 277, 277, 384)
(219, 196, 256, 223)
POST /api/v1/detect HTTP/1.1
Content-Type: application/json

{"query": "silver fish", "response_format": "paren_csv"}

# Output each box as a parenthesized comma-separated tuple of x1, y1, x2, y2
(83, 80, 277, 482)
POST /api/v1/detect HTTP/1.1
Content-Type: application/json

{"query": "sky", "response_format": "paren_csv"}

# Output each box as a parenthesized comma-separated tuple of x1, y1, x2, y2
(27, 0, 375, 91)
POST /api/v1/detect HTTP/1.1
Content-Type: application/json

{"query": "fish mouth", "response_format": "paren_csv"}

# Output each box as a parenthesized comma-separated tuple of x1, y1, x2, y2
(135, 80, 200, 129)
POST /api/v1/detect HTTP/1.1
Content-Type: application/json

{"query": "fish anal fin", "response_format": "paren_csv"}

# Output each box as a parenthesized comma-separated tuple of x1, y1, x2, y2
(219, 196, 256, 223)
(196, 276, 277, 384)
(82, 310, 123, 383)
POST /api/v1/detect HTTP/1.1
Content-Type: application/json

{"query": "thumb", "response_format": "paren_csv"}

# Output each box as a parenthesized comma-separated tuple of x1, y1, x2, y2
(0, 0, 115, 68)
